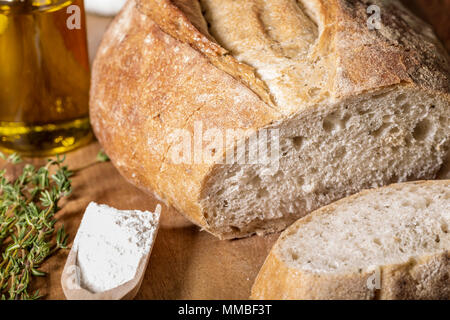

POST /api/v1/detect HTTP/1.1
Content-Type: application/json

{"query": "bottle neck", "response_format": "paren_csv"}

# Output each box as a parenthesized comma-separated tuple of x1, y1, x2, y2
(0, 0, 27, 7)
(0, 0, 27, 14)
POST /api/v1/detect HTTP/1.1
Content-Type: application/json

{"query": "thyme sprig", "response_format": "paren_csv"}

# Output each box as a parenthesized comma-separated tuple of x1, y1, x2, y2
(96, 150, 110, 163)
(0, 152, 72, 300)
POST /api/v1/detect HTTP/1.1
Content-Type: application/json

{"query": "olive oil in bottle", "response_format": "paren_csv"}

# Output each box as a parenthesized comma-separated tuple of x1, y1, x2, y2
(0, 0, 91, 156)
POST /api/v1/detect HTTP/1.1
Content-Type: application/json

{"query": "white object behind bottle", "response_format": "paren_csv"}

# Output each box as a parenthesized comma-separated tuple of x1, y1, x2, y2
(84, 0, 127, 16)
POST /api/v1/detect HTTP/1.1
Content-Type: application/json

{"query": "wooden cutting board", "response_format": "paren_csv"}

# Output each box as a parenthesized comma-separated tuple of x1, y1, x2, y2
(10, 141, 277, 300)
(0, 13, 275, 301)
(3, 3, 448, 300)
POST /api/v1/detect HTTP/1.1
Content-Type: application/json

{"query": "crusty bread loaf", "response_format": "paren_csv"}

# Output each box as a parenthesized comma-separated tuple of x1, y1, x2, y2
(251, 180, 450, 300)
(90, 0, 450, 239)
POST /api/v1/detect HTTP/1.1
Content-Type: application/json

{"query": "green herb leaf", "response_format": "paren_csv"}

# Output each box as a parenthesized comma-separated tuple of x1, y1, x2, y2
(96, 150, 110, 163)
(0, 153, 71, 300)
(7, 153, 22, 165)
(31, 268, 46, 277)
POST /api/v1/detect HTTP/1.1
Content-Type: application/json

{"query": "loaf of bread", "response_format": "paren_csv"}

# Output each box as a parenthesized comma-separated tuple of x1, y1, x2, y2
(251, 180, 450, 300)
(90, 0, 450, 239)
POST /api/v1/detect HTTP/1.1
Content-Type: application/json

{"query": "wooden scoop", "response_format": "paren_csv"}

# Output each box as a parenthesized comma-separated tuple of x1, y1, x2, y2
(60, 244, 152, 300)
(61, 205, 161, 300)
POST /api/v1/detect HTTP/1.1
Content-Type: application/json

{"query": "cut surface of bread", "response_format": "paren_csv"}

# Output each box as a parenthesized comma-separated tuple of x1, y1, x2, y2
(90, 0, 450, 239)
(251, 180, 450, 300)
(201, 87, 449, 238)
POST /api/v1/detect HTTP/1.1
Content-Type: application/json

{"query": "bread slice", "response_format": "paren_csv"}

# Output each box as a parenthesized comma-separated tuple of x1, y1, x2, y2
(251, 180, 450, 300)
(90, 0, 450, 239)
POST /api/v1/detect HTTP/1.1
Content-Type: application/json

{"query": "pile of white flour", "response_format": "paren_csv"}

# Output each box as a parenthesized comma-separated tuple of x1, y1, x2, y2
(74, 202, 161, 293)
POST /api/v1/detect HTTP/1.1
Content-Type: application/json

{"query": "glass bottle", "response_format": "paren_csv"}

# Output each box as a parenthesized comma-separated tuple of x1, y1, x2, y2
(0, 0, 91, 156)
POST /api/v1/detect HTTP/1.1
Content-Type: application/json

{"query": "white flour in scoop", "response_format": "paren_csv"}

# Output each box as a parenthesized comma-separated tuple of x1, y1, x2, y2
(74, 202, 161, 293)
